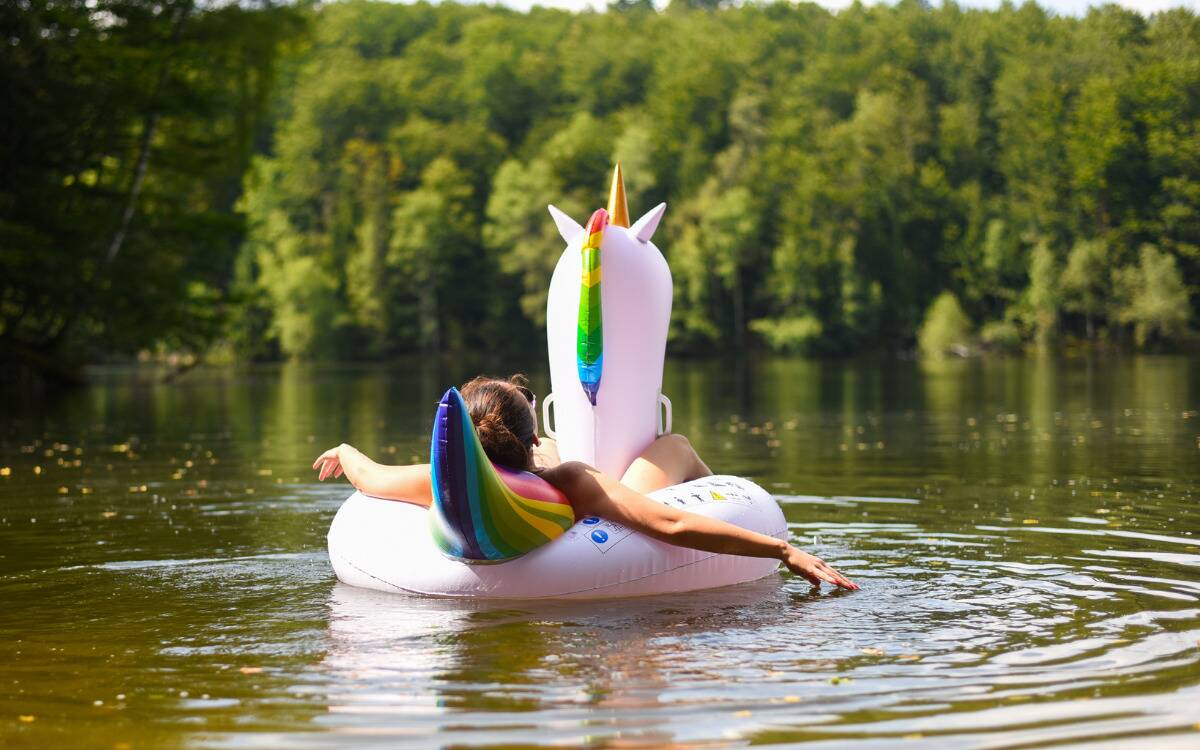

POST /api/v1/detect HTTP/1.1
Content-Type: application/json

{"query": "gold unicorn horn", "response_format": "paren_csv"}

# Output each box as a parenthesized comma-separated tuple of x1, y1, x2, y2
(607, 161, 630, 228)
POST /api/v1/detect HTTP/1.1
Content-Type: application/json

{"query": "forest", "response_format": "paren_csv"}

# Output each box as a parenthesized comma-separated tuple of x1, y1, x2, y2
(3, 0, 1198, 382)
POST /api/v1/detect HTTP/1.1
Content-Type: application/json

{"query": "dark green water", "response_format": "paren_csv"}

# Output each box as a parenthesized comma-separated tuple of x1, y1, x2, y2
(2, 356, 1198, 749)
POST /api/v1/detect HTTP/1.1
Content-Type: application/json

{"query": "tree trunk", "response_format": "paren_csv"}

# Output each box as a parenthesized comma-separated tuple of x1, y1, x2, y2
(46, 1, 193, 356)
(418, 282, 440, 352)
(732, 267, 745, 350)
(105, 1, 193, 266)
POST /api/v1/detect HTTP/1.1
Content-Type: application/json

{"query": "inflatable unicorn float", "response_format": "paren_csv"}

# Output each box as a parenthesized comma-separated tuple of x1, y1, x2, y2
(327, 165, 787, 598)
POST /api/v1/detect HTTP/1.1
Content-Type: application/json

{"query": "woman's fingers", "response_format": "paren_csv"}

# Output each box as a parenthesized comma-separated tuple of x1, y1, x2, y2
(317, 456, 340, 481)
(824, 567, 859, 591)
(789, 551, 860, 591)
(312, 447, 340, 471)
(312, 446, 345, 482)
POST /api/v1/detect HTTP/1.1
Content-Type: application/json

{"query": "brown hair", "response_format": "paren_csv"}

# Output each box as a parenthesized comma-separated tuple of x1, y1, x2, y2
(460, 374, 537, 469)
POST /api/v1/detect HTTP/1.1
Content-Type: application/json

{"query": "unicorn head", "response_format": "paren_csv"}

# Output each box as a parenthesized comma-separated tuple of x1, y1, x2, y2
(546, 164, 668, 407)
(543, 164, 672, 477)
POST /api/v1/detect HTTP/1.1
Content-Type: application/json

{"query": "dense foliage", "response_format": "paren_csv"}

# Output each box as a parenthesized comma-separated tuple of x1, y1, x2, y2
(0, 0, 302, 380)
(240, 0, 1200, 358)
(4, 0, 1198, 378)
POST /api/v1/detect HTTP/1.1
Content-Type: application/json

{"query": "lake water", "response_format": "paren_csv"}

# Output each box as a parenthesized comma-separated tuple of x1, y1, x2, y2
(1, 355, 1198, 748)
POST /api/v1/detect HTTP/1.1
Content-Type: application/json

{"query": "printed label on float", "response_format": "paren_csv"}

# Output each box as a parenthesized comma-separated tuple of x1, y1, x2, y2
(579, 517, 635, 553)
(660, 479, 755, 509)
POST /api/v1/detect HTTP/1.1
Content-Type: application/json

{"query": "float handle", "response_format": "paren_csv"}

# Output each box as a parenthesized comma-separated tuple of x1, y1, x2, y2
(657, 393, 673, 436)
(542, 393, 558, 440)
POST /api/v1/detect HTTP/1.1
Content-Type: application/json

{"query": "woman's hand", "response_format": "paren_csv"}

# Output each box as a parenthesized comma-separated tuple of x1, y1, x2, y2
(313, 444, 347, 481)
(783, 546, 860, 590)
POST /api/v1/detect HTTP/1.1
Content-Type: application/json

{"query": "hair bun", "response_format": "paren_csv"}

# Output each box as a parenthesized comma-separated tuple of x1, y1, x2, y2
(475, 412, 513, 441)
(460, 375, 537, 469)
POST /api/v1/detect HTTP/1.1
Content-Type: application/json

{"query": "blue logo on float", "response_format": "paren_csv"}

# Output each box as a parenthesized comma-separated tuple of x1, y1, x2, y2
(590, 529, 609, 544)
(582, 517, 600, 525)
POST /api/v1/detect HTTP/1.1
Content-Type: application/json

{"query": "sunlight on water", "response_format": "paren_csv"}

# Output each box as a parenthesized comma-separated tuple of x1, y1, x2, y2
(1, 356, 1198, 748)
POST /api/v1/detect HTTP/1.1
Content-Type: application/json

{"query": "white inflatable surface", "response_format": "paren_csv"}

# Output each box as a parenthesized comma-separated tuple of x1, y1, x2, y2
(328, 475, 786, 600)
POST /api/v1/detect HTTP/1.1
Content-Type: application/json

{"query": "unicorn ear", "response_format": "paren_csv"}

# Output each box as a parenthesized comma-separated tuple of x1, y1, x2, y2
(631, 202, 667, 243)
(547, 204, 584, 244)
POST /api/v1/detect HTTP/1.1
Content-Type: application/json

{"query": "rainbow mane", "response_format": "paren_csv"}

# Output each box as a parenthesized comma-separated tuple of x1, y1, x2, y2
(577, 208, 607, 405)
(429, 387, 576, 562)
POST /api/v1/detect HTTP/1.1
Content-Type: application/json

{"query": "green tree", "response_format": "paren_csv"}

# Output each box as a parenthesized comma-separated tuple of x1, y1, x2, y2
(1060, 239, 1109, 339)
(1, 0, 303, 380)
(1025, 241, 1061, 349)
(918, 292, 973, 359)
(1113, 244, 1191, 348)
(388, 158, 476, 351)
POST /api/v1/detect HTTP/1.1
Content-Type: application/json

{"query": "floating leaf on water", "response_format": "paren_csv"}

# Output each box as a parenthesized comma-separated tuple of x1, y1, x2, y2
(897, 654, 922, 661)
(18, 715, 35, 723)
(33, 466, 42, 475)
(1023, 519, 1039, 524)
(829, 676, 853, 685)
(783, 695, 801, 703)
(903, 734, 924, 741)
(256, 469, 272, 476)
(239, 667, 262, 675)
(733, 710, 752, 717)
(0, 467, 10, 477)
(102, 512, 117, 519)
(861, 647, 885, 656)
(57, 486, 69, 495)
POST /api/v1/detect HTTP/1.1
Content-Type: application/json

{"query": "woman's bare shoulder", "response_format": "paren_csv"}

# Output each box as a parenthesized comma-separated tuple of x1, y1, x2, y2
(539, 460, 603, 496)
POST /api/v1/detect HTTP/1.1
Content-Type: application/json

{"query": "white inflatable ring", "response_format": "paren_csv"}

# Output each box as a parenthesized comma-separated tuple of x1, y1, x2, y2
(327, 474, 786, 600)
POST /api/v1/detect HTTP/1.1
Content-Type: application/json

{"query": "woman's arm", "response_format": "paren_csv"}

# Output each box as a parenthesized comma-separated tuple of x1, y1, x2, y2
(312, 444, 432, 507)
(543, 461, 858, 590)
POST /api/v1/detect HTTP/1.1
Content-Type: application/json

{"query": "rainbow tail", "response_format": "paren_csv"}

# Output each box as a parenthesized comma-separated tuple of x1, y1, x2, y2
(429, 388, 576, 563)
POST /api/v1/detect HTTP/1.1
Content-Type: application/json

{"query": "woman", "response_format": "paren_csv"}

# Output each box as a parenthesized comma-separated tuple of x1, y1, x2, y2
(314, 375, 858, 591)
